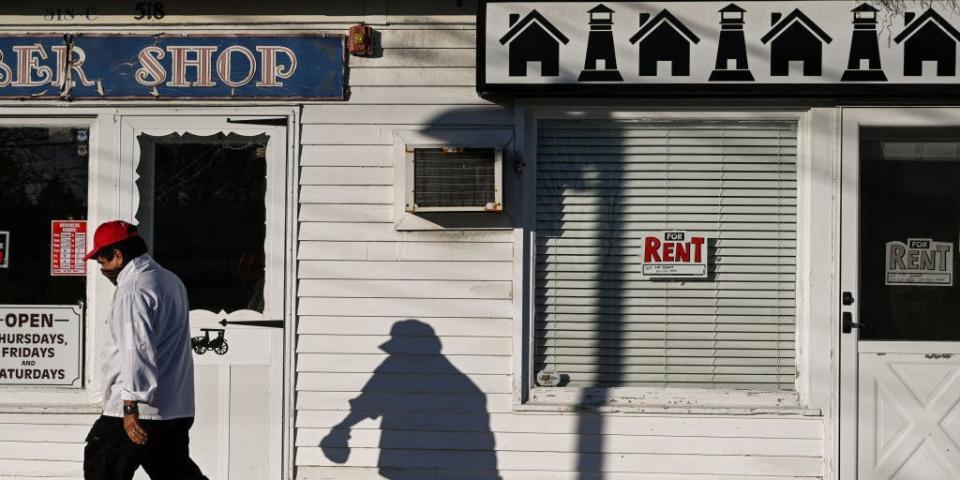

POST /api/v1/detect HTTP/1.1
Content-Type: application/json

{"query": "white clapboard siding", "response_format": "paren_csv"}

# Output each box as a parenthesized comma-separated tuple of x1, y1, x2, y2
(0, 442, 82, 462)
(295, 20, 824, 480)
(297, 335, 510, 355)
(297, 354, 511, 375)
(0, 414, 95, 425)
(298, 298, 513, 318)
(297, 372, 512, 394)
(294, 430, 821, 456)
(300, 223, 514, 242)
(0, 414, 95, 478)
(301, 145, 393, 167)
(298, 241, 514, 261)
(348, 68, 475, 87)
(0, 460, 82, 477)
(295, 449, 821, 476)
(296, 411, 823, 438)
(300, 167, 393, 186)
(300, 185, 393, 204)
(377, 29, 475, 49)
(303, 124, 512, 146)
(301, 105, 511, 125)
(298, 279, 512, 299)
(296, 468, 820, 480)
(347, 86, 490, 105)
(0, 424, 90, 442)
(350, 48, 475, 68)
(0, 477, 81, 480)
(299, 205, 395, 223)
(298, 316, 513, 337)
(297, 392, 515, 413)
(299, 261, 512, 281)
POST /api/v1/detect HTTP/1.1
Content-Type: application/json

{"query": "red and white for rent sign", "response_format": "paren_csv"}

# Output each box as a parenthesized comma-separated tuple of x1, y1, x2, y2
(51, 221, 87, 276)
(641, 232, 709, 279)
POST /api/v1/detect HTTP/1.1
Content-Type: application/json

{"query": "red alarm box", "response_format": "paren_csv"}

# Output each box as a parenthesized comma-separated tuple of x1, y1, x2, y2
(348, 23, 374, 57)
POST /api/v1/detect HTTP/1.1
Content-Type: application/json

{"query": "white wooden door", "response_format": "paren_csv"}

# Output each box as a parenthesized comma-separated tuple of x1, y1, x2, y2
(841, 108, 960, 479)
(120, 115, 287, 480)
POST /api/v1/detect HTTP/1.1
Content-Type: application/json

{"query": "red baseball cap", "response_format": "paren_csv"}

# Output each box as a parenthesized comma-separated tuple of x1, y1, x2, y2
(84, 220, 140, 261)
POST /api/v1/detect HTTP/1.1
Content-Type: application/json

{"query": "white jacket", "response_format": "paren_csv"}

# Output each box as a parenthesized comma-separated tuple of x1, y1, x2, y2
(100, 254, 195, 420)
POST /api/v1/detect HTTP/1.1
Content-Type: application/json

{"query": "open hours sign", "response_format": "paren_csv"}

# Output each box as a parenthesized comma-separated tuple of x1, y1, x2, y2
(0, 305, 82, 387)
(641, 231, 710, 279)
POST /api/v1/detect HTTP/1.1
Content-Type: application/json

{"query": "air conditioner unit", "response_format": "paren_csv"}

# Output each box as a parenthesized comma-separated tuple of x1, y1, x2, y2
(405, 146, 503, 213)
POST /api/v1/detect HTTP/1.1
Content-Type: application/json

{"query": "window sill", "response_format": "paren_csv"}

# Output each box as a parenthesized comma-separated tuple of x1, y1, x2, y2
(522, 386, 819, 416)
(515, 402, 821, 417)
(393, 210, 516, 231)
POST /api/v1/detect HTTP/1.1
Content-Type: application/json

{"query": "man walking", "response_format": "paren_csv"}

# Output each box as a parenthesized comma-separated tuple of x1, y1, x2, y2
(82, 220, 207, 480)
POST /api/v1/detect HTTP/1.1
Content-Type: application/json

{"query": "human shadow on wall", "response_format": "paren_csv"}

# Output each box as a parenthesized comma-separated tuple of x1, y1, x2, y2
(320, 319, 501, 479)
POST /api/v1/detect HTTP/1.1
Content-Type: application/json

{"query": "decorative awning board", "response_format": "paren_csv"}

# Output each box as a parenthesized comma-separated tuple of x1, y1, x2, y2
(478, 1, 960, 97)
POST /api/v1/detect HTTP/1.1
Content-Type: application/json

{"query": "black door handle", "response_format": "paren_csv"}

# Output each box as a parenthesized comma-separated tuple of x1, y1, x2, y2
(842, 311, 860, 334)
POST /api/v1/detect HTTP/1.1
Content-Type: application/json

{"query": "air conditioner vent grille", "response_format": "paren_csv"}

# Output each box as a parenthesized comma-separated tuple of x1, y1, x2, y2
(414, 148, 496, 208)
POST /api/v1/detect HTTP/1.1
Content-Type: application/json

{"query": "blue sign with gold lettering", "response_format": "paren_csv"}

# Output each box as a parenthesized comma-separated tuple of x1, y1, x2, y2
(0, 34, 344, 99)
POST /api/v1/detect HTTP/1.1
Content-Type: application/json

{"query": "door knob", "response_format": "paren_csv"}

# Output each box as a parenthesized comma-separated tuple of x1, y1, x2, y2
(842, 311, 860, 334)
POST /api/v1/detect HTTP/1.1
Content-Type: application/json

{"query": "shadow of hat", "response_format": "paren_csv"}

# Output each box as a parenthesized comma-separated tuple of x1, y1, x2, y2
(378, 320, 442, 354)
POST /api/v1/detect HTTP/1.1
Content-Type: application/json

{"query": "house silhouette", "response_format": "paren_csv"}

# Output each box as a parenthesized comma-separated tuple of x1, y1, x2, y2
(499, 9, 570, 77)
(628, 9, 700, 76)
(894, 8, 960, 76)
(761, 9, 833, 76)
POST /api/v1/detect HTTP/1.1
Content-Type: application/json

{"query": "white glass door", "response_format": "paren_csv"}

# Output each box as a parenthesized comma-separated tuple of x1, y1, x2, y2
(120, 115, 287, 480)
(841, 108, 960, 479)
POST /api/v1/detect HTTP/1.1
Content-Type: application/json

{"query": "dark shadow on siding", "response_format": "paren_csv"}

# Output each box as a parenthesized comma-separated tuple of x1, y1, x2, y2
(320, 319, 501, 479)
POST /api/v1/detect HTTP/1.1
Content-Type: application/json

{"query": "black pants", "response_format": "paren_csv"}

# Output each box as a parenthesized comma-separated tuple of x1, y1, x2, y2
(84, 415, 208, 480)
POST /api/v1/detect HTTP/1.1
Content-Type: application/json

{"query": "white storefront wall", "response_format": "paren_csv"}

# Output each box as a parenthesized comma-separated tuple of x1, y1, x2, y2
(0, 4, 853, 480)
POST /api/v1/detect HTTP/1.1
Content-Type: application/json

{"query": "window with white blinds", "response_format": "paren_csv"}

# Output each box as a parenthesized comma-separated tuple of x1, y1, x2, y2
(534, 119, 797, 391)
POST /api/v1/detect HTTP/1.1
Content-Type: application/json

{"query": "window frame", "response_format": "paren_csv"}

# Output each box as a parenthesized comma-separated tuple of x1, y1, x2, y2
(119, 115, 288, 326)
(515, 106, 823, 412)
(0, 113, 110, 409)
(392, 128, 514, 231)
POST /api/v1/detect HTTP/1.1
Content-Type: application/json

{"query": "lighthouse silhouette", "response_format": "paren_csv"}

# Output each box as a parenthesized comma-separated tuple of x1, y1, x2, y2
(710, 3, 754, 81)
(578, 4, 624, 81)
(842, 3, 887, 81)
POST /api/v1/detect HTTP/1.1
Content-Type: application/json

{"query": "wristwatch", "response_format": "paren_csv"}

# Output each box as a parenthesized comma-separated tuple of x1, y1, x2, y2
(123, 403, 139, 415)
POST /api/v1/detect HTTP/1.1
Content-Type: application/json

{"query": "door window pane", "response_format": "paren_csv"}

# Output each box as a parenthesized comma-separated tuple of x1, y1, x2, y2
(0, 126, 88, 304)
(136, 133, 267, 313)
(859, 127, 960, 340)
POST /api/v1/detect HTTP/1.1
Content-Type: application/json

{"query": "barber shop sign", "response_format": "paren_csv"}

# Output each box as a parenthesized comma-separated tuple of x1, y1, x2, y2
(0, 34, 344, 99)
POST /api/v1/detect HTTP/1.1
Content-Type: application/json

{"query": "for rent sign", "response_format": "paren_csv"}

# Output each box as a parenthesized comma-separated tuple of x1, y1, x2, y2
(886, 238, 954, 286)
(0, 305, 82, 386)
(641, 232, 709, 279)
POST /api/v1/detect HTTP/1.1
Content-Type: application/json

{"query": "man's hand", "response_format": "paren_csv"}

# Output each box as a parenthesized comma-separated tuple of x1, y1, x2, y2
(122, 401, 148, 445)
